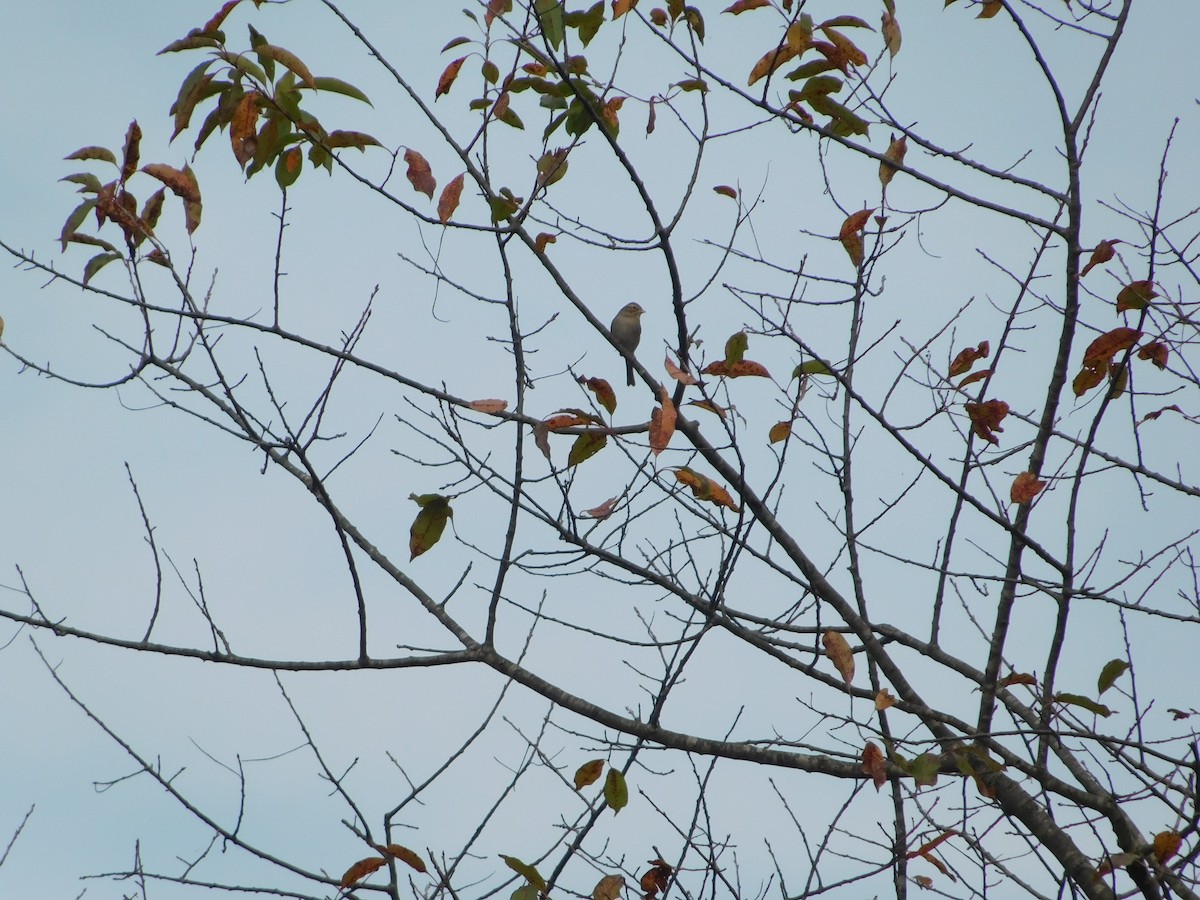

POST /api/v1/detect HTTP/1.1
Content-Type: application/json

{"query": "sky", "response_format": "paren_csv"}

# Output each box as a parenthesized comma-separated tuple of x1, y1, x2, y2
(2, 1, 1199, 898)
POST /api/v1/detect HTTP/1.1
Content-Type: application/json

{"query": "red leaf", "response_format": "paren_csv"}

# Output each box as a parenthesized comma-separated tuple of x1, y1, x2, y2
(404, 148, 436, 200)
(964, 399, 1009, 444)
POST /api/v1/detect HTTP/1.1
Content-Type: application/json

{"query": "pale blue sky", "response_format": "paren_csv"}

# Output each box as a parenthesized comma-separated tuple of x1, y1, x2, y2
(2, 2, 1198, 897)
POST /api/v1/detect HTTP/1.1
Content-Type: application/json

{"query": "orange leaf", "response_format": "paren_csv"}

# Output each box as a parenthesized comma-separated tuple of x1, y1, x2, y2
(875, 689, 896, 710)
(964, 399, 1009, 444)
(142, 163, 202, 203)
(1079, 238, 1119, 277)
(861, 741, 887, 790)
(535, 232, 557, 252)
(230, 92, 260, 169)
(579, 376, 618, 415)
(1084, 327, 1142, 365)
(879, 133, 907, 187)
(384, 844, 428, 873)
(543, 411, 597, 430)
(977, 0, 1002, 17)
(665, 354, 699, 385)
(341, 857, 387, 888)
(612, 0, 638, 19)
(914, 875, 933, 889)
(486, 0, 512, 25)
(650, 388, 677, 456)
(822, 629, 855, 685)
(438, 173, 465, 223)
(1010, 471, 1045, 505)
(640, 860, 673, 899)
(724, 0, 769, 11)
(673, 467, 740, 511)
(404, 149, 436, 200)
(1153, 831, 1182, 864)
(839, 208, 874, 239)
(768, 420, 792, 444)
(202, 0, 243, 33)
(713, 184, 737, 198)
(958, 368, 993, 387)
(907, 830, 958, 859)
(821, 27, 867, 66)
(121, 120, 142, 184)
(436, 56, 467, 98)
(839, 208, 874, 266)
(575, 759, 605, 789)
(468, 398, 508, 414)
(948, 340, 989, 377)
(1137, 341, 1168, 370)
(998, 672, 1037, 688)
(700, 359, 771, 378)
(581, 497, 618, 519)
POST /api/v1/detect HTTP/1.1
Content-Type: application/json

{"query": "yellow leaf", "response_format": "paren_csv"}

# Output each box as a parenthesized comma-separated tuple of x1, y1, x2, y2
(768, 421, 792, 444)
(593, 874, 626, 900)
(822, 629, 855, 684)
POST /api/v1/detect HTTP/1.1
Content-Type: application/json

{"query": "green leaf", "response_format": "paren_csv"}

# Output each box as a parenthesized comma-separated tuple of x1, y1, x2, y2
(170, 60, 217, 140)
(325, 130, 382, 150)
(536, 0, 565, 49)
(604, 768, 629, 813)
(408, 493, 454, 560)
(1054, 692, 1113, 718)
(255, 44, 315, 88)
(786, 59, 839, 81)
(724, 331, 748, 364)
(60, 199, 97, 251)
(60, 172, 103, 193)
(909, 752, 941, 788)
(807, 94, 870, 135)
(568, 431, 607, 467)
(500, 856, 546, 892)
(793, 359, 835, 377)
(797, 75, 843, 99)
(684, 6, 705, 42)
(275, 146, 303, 188)
(82, 251, 122, 286)
(218, 49, 267, 84)
(64, 146, 117, 165)
(1097, 659, 1129, 696)
(311, 75, 373, 105)
(564, 1, 605, 46)
(248, 25, 274, 80)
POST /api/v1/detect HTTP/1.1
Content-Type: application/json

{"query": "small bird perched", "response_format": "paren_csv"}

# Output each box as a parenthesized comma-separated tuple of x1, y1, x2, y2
(610, 302, 645, 386)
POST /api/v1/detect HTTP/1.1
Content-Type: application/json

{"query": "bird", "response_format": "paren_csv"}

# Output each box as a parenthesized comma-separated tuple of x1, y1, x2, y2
(610, 302, 645, 386)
